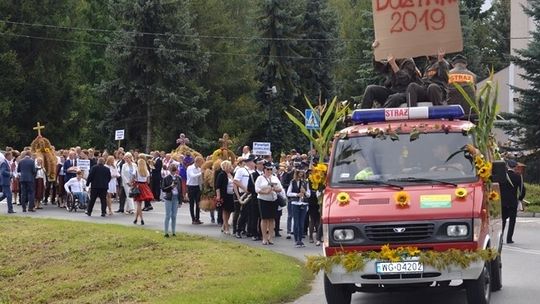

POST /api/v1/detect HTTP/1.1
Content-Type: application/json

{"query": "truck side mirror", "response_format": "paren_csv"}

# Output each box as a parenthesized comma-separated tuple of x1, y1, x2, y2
(490, 160, 507, 184)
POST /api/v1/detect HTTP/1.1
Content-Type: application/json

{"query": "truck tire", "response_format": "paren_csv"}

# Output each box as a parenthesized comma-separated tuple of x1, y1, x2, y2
(324, 274, 352, 304)
(465, 261, 491, 304)
(490, 254, 502, 292)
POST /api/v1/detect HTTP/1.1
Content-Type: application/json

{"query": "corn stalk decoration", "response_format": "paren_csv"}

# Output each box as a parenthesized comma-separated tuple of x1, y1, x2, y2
(285, 97, 350, 164)
(453, 71, 501, 160)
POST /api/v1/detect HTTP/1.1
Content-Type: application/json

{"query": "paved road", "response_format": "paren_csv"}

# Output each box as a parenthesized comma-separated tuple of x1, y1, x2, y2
(2, 200, 539, 304)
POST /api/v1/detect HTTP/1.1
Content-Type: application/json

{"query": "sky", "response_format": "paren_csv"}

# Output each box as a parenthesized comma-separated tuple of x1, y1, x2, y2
(481, 0, 492, 12)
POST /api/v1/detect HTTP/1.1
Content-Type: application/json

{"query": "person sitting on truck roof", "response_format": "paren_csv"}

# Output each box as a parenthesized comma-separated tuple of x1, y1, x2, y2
(406, 48, 450, 107)
(360, 41, 421, 109)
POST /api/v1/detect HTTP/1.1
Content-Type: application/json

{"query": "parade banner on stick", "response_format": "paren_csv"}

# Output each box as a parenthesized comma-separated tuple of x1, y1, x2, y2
(372, 0, 463, 61)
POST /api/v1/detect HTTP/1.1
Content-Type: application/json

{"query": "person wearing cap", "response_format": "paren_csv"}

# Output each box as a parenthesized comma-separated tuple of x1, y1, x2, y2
(500, 159, 526, 244)
(255, 161, 283, 245)
(247, 157, 265, 240)
(447, 54, 477, 114)
(286, 166, 311, 247)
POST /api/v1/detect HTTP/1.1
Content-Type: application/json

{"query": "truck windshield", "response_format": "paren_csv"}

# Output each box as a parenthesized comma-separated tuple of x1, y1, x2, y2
(330, 132, 477, 186)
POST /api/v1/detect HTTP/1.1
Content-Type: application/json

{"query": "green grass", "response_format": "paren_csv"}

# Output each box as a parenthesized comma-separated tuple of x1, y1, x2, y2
(523, 183, 540, 213)
(0, 217, 312, 304)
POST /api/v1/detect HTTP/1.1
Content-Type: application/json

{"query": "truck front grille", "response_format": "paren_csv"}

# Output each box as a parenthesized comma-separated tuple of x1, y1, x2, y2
(364, 223, 435, 242)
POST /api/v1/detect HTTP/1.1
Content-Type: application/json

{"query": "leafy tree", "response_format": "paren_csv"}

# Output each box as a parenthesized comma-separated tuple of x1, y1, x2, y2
(510, 0, 540, 150)
(0, 1, 78, 148)
(100, 0, 208, 152)
(486, 0, 511, 72)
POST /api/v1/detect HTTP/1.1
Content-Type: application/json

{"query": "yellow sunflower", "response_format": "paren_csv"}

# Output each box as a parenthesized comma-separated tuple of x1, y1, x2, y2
(455, 188, 468, 199)
(407, 247, 421, 257)
(488, 191, 500, 201)
(478, 165, 492, 180)
(394, 191, 411, 207)
(474, 155, 484, 169)
(337, 192, 350, 206)
(310, 172, 323, 184)
(315, 163, 328, 172)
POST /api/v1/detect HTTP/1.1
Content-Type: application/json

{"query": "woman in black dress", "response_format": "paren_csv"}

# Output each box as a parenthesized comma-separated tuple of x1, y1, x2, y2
(215, 160, 235, 234)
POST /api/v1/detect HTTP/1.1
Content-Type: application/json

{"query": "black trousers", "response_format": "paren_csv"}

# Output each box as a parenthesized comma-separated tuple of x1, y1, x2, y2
(87, 188, 108, 215)
(234, 200, 249, 234)
(20, 181, 35, 211)
(44, 180, 57, 202)
(502, 205, 518, 242)
(247, 198, 261, 237)
(118, 184, 126, 212)
(361, 85, 393, 109)
(274, 209, 282, 235)
(407, 82, 444, 106)
(150, 175, 161, 200)
(187, 185, 201, 221)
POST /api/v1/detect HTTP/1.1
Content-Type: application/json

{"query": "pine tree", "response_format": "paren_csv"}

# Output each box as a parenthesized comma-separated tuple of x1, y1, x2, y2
(101, 0, 208, 151)
(253, 0, 303, 154)
(298, 0, 337, 103)
(511, 0, 540, 150)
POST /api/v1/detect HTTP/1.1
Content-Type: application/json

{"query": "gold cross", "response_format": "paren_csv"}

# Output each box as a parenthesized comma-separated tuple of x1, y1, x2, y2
(33, 122, 45, 136)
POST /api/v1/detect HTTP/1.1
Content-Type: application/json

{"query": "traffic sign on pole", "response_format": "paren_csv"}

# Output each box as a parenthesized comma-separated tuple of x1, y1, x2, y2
(305, 109, 320, 130)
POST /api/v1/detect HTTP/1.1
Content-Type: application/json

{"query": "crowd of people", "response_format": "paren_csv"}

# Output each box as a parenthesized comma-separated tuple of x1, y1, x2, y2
(0, 146, 324, 248)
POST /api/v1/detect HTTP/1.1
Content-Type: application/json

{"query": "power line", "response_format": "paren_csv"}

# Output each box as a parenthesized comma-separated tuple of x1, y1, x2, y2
(0, 19, 530, 42)
(0, 19, 360, 42)
(0, 31, 365, 62)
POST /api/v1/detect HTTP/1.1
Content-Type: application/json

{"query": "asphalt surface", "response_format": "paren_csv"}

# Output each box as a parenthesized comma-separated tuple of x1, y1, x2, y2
(2, 199, 539, 304)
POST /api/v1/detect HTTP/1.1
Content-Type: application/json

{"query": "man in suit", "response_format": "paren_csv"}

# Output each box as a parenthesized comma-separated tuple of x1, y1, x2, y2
(17, 151, 37, 212)
(86, 157, 111, 217)
(150, 151, 163, 202)
(0, 152, 15, 213)
(500, 159, 526, 244)
(63, 151, 78, 182)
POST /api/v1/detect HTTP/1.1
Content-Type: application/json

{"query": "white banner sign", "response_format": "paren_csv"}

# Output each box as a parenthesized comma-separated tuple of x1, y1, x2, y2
(77, 159, 91, 172)
(115, 129, 125, 141)
(252, 142, 271, 156)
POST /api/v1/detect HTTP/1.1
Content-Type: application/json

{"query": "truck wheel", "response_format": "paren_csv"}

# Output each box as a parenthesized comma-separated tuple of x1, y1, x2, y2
(490, 254, 502, 292)
(465, 262, 491, 304)
(324, 274, 352, 304)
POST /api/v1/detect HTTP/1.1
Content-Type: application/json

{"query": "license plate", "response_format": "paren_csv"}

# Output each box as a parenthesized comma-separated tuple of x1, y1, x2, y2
(376, 261, 424, 274)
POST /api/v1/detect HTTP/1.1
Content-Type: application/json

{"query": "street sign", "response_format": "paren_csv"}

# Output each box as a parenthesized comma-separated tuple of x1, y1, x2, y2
(115, 129, 125, 141)
(252, 142, 271, 156)
(305, 109, 320, 130)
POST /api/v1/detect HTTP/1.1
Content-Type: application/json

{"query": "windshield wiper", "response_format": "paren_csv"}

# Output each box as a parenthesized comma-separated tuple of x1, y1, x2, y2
(338, 179, 404, 190)
(387, 177, 458, 187)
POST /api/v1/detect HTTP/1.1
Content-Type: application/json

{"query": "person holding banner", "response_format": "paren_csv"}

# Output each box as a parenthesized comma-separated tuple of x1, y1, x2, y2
(360, 52, 421, 109)
(406, 49, 450, 107)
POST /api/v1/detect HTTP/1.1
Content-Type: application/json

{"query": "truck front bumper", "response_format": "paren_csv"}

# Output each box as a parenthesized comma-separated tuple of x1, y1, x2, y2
(326, 259, 484, 285)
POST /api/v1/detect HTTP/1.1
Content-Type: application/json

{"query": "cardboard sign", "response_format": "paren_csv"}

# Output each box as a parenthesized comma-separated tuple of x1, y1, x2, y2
(115, 129, 125, 141)
(252, 142, 271, 156)
(372, 0, 463, 61)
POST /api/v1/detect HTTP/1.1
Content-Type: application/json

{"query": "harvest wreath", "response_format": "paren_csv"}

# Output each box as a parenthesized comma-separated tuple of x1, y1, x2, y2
(306, 244, 498, 274)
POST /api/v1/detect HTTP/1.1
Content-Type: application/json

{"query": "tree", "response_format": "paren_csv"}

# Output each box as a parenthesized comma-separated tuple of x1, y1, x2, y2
(100, 0, 208, 152)
(253, 0, 304, 154)
(486, 0, 511, 72)
(298, 0, 337, 103)
(510, 0, 540, 150)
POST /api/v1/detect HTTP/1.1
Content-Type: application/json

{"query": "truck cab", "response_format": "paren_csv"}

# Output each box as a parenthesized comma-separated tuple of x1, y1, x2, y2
(322, 105, 503, 304)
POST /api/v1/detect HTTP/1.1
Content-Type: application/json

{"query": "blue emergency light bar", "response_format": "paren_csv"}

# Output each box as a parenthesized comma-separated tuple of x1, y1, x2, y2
(351, 105, 465, 124)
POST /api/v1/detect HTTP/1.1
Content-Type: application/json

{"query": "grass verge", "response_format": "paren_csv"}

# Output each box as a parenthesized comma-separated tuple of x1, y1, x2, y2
(0, 216, 312, 304)
(524, 183, 540, 213)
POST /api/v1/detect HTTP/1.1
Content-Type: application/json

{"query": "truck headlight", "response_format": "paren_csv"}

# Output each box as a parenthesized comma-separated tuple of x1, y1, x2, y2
(333, 229, 355, 241)
(447, 225, 468, 237)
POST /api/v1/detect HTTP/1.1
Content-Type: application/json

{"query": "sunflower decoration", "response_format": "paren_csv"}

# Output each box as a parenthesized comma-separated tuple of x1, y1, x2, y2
(394, 191, 411, 208)
(477, 164, 492, 181)
(337, 192, 350, 207)
(455, 187, 468, 200)
(474, 155, 484, 169)
(309, 163, 328, 190)
(488, 191, 500, 202)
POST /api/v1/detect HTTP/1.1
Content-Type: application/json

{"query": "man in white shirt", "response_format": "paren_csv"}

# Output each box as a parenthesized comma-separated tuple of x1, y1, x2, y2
(64, 170, 88, 209)
(186, 156, 204, 224)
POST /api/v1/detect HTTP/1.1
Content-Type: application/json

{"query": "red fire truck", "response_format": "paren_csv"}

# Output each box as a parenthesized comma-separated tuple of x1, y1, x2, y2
(322, 105, 505, 304)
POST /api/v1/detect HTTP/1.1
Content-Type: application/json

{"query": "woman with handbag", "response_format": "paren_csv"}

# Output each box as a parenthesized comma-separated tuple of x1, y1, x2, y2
(121, 153, 137, 214)
(255, 162, 283, 245)
(287, 169, 311, 248)
(162, 164, 182, 237)
(215, 160, 235, 235)
(133, 156, 154, 225)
